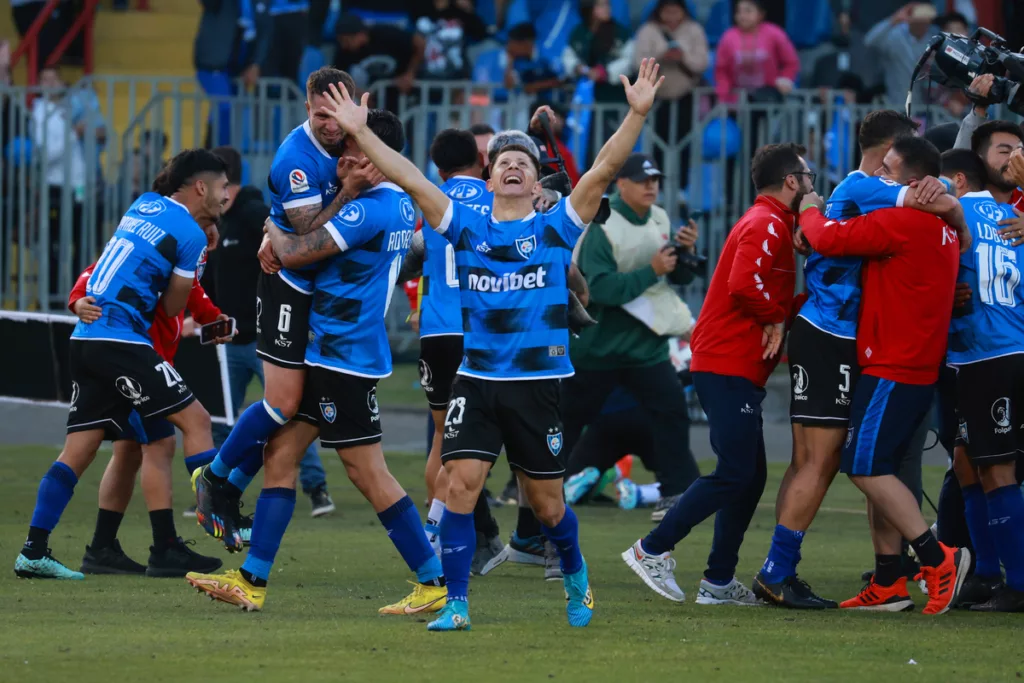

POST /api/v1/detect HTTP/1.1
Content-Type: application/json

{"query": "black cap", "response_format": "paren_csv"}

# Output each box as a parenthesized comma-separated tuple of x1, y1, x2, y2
(335, 13, 366, 37)
(616, 153, 663, 182)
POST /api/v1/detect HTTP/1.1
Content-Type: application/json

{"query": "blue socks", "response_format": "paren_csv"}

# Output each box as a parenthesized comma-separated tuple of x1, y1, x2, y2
(987, 485, 1024, 591)
(541, 506, 584, 575)
(241, 487, 297, 582)
(963, 484, 1001, 578)
(28, 462, 78, 534)
(761, 524, 805, 582)
(377, 496, 442, 584)
(228, 448, 265, 494)
(439, 509, 475, 602)
(184, 448, 218, 475)
(211, 400, 286, 478)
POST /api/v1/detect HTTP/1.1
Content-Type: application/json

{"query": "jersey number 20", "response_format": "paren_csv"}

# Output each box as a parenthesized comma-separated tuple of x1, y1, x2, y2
(977, 243, 1021, 307)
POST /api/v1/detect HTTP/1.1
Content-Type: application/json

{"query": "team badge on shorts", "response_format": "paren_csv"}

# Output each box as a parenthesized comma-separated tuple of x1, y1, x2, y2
(418, 359, 433, 389)
(992, 397, 1012, 433)
(367, 388, 379, 415)
(116, 376, 144, 401)
(70, 381, 80, 407)
(845, 425, 854, 449)
(792, 364, 808, 401)
(546, 428, 563, 456)
(958, 419, 970, 444)
(514, 235, 537, 260)
(320, 401, 337, 424)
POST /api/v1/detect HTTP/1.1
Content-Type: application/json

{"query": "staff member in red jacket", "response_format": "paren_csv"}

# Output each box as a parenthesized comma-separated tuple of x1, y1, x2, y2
(622, 143, 808, 604)
(799, 135, 971, 616)
(67, 180, 229, 579)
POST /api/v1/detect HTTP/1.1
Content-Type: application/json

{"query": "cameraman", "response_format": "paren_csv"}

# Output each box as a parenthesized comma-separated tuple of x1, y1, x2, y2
(562, 153, 701, 521)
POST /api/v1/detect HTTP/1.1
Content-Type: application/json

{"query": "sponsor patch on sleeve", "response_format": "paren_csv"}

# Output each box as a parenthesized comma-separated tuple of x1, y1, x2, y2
(289, 169, 309, 194)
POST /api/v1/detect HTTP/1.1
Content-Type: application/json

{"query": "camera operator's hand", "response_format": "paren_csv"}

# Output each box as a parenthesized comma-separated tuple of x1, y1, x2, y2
(998, 208, 1024, 247)
(534, 188, 561, 213)
(675, 220, 699, 253)
(651, 245, 678, 276)
(968, 74, 995, 115)
(529, 104, 556, 135)
(1008, 148, 1024, 189)
(910, 176, 947, 204)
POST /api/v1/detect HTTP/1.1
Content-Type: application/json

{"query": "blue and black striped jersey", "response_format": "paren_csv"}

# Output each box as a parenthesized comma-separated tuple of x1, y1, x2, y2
(435, 197, 587, 380)
(305, 182, 415, 378)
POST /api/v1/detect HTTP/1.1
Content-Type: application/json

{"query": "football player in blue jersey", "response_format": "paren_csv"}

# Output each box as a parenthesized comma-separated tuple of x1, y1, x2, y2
(15, 150, 229, 580)
(185, 110, 448, 615)
(942, 148, 1024, 613)
(403, 128, 507, 572)
(754, 110, 967, 609)
(313, 57, 666, 630)
(192, 67, 361, 551)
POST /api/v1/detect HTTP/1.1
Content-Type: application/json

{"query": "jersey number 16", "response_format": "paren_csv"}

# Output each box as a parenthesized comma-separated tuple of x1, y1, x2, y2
(977, 243, 1021, 307)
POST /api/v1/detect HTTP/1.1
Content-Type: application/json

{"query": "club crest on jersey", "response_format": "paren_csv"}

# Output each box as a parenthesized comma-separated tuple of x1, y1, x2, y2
(320, 401, 337, 424)
(546, 428, 563, 455)
(289, 169, 309, 193)
(515, 235, 537, 260)
(975, 200, 1006, 223)
(449, 181, 482, 201)
(136, 199, 165, 216)
(399, 197, 415, 224)
(339, 202, 365, 226)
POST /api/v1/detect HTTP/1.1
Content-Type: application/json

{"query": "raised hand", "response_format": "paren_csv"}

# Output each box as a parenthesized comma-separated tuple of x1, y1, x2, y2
(319, 82, 370, 136)
(621, 58, 664, 117)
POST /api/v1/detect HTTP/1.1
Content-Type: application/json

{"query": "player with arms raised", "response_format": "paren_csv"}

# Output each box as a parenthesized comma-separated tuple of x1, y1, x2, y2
(310, 58, 664, 630)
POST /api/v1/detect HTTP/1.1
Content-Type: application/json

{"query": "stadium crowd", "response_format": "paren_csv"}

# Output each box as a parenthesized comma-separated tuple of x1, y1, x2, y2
(6, 0, 1024, 640)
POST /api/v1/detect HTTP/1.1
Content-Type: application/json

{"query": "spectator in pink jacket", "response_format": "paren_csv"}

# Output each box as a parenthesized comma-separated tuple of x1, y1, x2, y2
(714, 0, 800, 105)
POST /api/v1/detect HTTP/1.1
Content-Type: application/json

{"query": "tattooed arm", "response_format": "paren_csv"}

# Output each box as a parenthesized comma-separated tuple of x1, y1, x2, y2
(398, 229, 426, 283)
(285, 157, 384, 235)
(267, 220, 343, 269)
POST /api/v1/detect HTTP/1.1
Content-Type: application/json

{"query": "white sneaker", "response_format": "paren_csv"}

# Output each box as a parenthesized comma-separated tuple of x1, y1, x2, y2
(695, 578, 762, 606)
(621, 539, 686, 602)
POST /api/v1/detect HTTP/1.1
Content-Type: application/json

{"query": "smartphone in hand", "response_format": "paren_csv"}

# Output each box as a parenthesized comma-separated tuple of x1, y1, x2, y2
(199, 318, 236, 345)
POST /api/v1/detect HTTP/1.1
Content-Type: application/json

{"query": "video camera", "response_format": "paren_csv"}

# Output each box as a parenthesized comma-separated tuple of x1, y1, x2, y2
(908, 27, 1024, 116)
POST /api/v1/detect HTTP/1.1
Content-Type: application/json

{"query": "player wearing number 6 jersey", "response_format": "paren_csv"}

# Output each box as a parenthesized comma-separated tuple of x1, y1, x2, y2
(185, 110, 449, 615)
(15, 149, 229, 580)
(942, 148, 1024, 612)
(313, 58, 667, 631)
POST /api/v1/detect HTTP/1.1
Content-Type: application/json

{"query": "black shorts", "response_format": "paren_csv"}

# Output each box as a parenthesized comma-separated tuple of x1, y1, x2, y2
(788, 316, 860, 426)
(294, 366, 382, 448)
(953, 355, 1024, 465)
(419, 334, 463, 410)
(256, 271, 312, 369)
(440, 375, 566, 479)
(67, 340, 195, 439)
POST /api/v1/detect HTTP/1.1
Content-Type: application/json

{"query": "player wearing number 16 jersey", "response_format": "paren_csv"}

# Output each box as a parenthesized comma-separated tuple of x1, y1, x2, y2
(942, 149, 1024, 612)
(15, 150, 229, 580)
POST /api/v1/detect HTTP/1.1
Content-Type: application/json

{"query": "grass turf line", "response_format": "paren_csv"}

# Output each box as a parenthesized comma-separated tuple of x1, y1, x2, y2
(0, 446, 1019, 682)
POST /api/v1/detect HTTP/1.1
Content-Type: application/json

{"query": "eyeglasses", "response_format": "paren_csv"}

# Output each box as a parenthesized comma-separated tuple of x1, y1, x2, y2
(787, 171, 817, 184)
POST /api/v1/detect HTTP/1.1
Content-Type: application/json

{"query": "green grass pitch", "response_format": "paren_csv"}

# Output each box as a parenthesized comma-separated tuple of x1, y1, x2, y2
(0, 446, 1019, 682)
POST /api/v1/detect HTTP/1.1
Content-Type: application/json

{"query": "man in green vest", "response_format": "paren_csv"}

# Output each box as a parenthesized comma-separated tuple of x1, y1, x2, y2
(563, 152, 702, 522)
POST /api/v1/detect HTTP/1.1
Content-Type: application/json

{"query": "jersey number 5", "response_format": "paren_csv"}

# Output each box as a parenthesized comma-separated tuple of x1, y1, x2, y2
(977, 243, 1021, 307)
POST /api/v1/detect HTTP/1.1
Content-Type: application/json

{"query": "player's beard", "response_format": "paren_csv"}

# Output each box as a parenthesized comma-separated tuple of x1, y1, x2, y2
(988, 163, 1018, 193)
